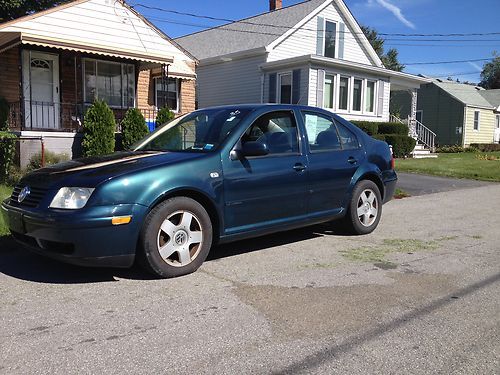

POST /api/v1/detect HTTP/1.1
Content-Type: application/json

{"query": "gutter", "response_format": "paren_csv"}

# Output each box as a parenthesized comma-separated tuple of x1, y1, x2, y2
(198, 47, 268, 67)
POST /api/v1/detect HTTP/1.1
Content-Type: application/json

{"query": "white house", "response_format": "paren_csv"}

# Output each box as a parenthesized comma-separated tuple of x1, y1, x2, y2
(176, 0, 429, 125)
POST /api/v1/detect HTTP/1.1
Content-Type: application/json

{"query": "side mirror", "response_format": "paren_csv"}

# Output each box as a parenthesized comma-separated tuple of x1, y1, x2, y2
(241, 141, 269, 157)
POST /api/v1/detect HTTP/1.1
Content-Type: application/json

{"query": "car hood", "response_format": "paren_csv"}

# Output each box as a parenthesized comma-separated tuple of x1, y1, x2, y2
(19, 151, 206, 189)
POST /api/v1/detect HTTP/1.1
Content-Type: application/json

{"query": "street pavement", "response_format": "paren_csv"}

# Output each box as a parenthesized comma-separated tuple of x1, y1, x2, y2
(0, 184, 499, 374)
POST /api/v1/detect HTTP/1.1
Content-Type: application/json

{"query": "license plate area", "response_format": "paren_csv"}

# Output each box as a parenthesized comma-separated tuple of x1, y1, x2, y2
(8, 210, 26, 234)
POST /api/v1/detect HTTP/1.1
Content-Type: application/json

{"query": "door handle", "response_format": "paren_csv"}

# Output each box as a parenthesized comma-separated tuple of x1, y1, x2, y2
(347, 157, 358, 164)
(293, 163, 307, 172)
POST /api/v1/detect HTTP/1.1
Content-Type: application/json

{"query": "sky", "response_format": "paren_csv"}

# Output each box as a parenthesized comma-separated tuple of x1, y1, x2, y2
(130, 0, 500, 83)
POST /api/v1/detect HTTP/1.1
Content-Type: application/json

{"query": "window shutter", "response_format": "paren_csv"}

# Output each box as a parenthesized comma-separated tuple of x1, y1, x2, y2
(377, 81, 385, 116)
(316, 69, 325, 108)
(292, 69, 301, 104)
(316, 16, 324, 56)
(269, 73, 277, 103)
(338, 22, 345, 59)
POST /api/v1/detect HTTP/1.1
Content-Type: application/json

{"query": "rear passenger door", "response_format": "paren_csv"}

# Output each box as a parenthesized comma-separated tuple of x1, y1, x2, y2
(301, 111, 365, 214)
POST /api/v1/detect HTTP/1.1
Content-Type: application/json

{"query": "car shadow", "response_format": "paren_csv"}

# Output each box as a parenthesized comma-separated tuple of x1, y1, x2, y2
(0, 222, 350, 284)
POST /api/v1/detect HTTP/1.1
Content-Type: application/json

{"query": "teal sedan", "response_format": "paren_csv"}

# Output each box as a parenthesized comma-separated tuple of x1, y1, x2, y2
(1, 105, 397, 278)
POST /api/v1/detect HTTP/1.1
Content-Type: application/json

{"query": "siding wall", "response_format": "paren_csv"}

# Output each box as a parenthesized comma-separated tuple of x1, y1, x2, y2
(464, 107, 496, 145)
(197, 54, 267, 108)
(308, 67, 390, 121)
(0, 47, 21, 103)
(268, 2, 373, 65)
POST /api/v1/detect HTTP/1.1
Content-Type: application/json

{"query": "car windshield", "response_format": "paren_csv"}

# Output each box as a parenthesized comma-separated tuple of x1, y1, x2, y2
(133, 108, 252, 153)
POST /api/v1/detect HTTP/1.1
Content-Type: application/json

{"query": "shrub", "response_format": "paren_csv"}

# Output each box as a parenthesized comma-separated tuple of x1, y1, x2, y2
(5, 165, 24, 186)
(381, 134, 416, 158)
(26, 150, 70, 172)
(0, 131, 16, 183)
(470, 143, 500, 152)
(156, 107, 175, 129)
(0, 98, 9, 131)
(82, 100, 116, 157)
(121, 108, 148, 150)
(351, 121, 379, 136)
(436, 145, 465, 153)
(377, 122, 408, 135)
(372, 134, 386, 141)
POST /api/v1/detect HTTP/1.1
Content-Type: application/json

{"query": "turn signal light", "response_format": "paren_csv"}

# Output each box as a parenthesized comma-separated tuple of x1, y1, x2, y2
(112, 216, 132, 225)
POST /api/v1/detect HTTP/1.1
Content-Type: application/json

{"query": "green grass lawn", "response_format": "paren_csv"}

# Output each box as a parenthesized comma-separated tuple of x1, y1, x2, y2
(0, 185, 13, 236)
(396, 152, 500, 182)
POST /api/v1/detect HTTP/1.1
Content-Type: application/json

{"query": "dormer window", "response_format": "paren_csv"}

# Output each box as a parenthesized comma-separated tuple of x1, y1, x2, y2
(324, 20, 337, 58)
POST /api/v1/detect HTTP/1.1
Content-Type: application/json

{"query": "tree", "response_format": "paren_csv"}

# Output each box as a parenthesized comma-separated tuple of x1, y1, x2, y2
(0, 0, 65, 22)
(82, 100, 116, 157)
(121, 108, 148, 150)
(479, 53, 500, 89)
(361, 26, 405, 72)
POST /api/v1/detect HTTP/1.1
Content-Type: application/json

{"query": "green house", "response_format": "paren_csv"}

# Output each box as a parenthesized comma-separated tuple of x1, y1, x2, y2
(392, 79, 500, 146)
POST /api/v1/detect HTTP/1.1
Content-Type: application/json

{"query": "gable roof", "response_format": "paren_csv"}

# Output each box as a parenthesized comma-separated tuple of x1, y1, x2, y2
(175, 0, 380, 65)
(0, 0, 195, 68)
(433, 79, 499, 109)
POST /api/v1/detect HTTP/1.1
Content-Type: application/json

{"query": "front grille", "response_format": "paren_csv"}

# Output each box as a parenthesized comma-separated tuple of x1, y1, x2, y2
(10, 184, 48, 208)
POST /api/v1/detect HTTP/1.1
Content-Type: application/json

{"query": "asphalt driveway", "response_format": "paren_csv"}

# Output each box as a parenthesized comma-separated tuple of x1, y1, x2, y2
(0, 184, 499, 374)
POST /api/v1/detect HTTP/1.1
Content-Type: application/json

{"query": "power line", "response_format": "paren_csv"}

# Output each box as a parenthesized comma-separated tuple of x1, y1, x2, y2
(403, 58, 492, 66)
(131, 3, 500, 38)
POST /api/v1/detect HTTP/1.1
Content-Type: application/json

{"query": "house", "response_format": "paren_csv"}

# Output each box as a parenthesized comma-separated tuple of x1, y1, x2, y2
(0, 0, 196, 167)
(392, 79, 500, 146)
(176, 0, 429, 131)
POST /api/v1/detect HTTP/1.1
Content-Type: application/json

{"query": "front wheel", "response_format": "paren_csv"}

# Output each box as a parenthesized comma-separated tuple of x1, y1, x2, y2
(138, 197, 213, 278)
(344, 180, 382, 235)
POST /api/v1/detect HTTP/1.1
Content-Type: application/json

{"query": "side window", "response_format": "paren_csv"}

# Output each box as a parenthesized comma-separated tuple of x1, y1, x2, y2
(242, 111, 299, 155)
(302, 112, 341, 152)
(336, 123, 360, 150)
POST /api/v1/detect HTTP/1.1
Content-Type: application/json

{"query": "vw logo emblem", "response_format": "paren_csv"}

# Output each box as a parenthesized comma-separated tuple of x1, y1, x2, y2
(174, 231, 187, 246)
(18, 186, 31, 203)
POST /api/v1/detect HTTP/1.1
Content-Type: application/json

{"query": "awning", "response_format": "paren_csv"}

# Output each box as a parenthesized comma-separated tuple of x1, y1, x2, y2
(0, 32, 174, 68)
(150, 60, 197, 81)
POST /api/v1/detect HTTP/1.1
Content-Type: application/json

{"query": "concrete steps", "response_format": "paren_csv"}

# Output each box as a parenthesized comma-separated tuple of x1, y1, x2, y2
(411, 144, 438, 159)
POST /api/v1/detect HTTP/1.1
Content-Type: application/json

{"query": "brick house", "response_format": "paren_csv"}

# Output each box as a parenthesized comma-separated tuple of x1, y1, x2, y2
(0, 0, 196, 166)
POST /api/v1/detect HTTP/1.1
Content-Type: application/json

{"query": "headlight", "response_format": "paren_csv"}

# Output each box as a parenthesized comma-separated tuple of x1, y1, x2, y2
(49, 187, 95, 209)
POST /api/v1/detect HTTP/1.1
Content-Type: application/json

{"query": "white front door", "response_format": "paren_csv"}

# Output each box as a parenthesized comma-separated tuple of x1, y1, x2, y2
(22, 51, 60, 129)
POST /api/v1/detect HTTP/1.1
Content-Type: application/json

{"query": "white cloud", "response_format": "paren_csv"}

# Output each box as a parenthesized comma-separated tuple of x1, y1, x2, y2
(374, 0, 416, 29)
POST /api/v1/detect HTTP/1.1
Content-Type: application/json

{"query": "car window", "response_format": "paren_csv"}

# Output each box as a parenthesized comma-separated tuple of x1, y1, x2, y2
(302, 112, 341, 152)
(242, 111, 299, 155)
(336, 122, 360, 150)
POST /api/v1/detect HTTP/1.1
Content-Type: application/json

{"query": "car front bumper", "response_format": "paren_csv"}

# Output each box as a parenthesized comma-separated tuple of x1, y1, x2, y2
(1, 199, 149, 268)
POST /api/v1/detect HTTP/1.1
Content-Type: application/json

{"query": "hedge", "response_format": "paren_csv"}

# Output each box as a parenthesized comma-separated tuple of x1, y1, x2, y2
(27, 150, 70, 171)
(82, 100, 116, 157)
(351, 121, 408, 136)
(376, 134, 416, 158)
(350, 121, 378, 136)
(121, 108, 148, 150)
(470, 143, 500, 152)
(0, 131, 16, 183)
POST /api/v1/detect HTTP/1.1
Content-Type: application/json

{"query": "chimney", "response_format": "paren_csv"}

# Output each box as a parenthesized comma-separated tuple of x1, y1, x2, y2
(270, 0, 283, 11)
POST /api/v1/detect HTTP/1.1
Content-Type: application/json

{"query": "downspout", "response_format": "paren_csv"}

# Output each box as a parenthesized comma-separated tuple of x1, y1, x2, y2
(29, 50, 33, 130)
(18, 46, 24, 131)
(462, 106, 467, 147)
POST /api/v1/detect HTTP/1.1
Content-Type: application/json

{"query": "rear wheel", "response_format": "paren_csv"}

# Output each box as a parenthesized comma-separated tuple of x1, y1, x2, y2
(139, 197, 212, 278)
(344, 180, 382, 235)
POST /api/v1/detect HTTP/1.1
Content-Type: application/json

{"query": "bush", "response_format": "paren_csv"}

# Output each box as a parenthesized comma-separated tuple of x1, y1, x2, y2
(26, 150, 70, 172)
(5, 165, 24, 186)
(470, 143, 500, 152)
(351, 121, 379, 136)
(436, 145, 465, 153)
(121, 108, 148, 150)
(377, 122, 408, 135)
(379, 134, 416, 158)
(0, 98, 9, 131)
(82, 100, 116, 157)
(0, 131, 16, 183)
(156, 107, 175, 129)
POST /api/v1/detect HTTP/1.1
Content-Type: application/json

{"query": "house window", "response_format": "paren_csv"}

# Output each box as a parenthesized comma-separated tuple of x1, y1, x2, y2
(279, 73, 292, 104)
(339, 76, 349, 110)
(324, 74, 335, 109)
(365, 81, 375, 113)
(83, 59, 135, 108)
(155, 77, 180, 112)
(473, 110, 480, 130)
(324, 21, 337, 58)
(352, 79, 363, 112)
(496, 114, 499, 129)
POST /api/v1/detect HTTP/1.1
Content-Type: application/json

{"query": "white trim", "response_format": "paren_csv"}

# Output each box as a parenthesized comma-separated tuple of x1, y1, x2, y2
(351, 77, 363, 113)
(15, 131, 81, 138)
(154, 77, 180, 113)
(323, 19, 339, 59)
(337, 75, 350, 112)
(364, 79, 377, 114)
(473, 110, 480, 131)
(323, 73, 335, 109)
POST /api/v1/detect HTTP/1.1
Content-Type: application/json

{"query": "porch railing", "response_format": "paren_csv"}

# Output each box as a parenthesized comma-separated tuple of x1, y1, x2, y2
(415, 119, 436, 152)
(7, 101, 159, 132)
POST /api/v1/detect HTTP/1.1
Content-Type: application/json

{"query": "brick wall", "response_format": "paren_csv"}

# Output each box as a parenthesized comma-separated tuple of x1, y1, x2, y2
(180, 79, 196, 113)
(0, 47, 21, 103)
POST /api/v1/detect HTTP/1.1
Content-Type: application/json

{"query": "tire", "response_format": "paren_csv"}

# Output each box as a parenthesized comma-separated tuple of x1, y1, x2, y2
(138, 197, 213, 278)
(344, 180, 382, 235)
